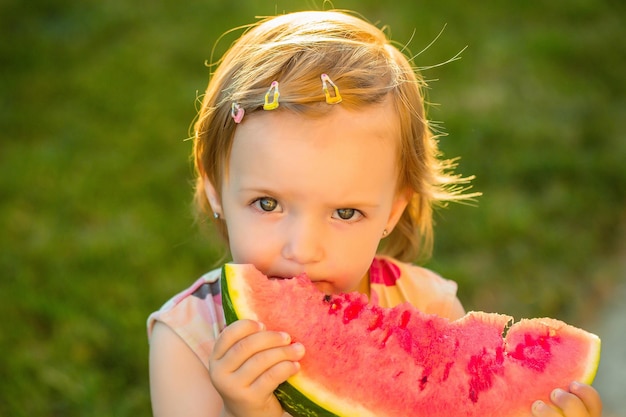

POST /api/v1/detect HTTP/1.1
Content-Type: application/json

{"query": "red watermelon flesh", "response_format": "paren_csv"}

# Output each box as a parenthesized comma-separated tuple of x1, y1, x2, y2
(222, 264, 601, 417)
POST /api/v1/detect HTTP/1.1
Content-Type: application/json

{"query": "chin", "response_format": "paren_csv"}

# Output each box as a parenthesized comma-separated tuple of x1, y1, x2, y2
(311, 281, 337, 295)
(312, 280, 356, 295)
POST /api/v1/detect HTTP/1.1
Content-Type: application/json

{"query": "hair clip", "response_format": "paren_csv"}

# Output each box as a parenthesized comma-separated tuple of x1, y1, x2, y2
(231, 102, 245, 124)
(321, 74, 342, 104)
(263, 81, 280, 110)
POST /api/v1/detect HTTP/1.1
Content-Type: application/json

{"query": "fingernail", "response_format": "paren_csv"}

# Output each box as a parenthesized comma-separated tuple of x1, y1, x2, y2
(570, 381, 582, 392)
(551, 388, 566, 402)
(292, 342, 305, 355)
(532, 400, 547, 413)
(280, 332, 291, 343)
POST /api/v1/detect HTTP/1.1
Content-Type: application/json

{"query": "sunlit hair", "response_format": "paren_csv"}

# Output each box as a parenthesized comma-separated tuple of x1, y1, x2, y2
(193, 10, 477, 262)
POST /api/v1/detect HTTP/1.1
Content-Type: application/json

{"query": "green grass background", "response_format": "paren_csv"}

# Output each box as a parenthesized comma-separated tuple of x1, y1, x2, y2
(2, 0, 624, 415)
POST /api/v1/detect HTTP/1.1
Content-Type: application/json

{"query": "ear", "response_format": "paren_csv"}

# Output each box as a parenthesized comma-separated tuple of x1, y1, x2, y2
(203, 176, 223, 216)
(384, 188, 412, 234)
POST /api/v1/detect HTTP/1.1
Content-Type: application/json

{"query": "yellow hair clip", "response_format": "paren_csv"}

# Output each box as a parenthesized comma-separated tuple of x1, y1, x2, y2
(263, 81, 280, 110)
(321, 73, 342, 104)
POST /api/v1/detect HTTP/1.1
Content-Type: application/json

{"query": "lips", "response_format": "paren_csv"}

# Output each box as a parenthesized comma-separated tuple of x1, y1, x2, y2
(268, 271, 305, 280)
(266, 270, 335, 290)
(269, 276, 292, 280)
(268, 273, 336, 295)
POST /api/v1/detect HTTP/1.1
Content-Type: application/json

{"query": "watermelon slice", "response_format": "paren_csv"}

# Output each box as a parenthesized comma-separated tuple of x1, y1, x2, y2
(221, 264, 601, 417)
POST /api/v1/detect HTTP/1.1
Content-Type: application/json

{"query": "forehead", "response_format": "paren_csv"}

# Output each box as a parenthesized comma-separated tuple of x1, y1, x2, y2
(226, 100, 401, 200)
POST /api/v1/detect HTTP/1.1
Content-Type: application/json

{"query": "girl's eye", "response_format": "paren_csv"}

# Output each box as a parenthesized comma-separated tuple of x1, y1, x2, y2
(254, 197, 279, 212)
(333, 208, 363, 221)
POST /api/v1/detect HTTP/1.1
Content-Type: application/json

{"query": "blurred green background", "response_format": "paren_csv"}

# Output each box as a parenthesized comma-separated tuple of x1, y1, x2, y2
(2, 0, 624, 415)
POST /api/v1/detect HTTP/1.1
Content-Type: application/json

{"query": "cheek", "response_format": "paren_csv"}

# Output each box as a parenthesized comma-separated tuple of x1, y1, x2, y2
(342, 234, 379, 260)
(325, 229, 381, 278)
(226, 219, 279, 266)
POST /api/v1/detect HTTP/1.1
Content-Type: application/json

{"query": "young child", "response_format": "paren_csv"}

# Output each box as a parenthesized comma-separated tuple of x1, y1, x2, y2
(148, 10, 602, 417)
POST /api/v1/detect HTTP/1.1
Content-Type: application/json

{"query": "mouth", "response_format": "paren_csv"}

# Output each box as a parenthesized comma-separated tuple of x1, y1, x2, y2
(268, 274, 333, 293)
(268, 275, 295, 280)
(268, 269, 308, 280)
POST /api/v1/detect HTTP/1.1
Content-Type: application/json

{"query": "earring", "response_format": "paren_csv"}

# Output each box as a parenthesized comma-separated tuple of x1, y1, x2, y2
(213, 212, 220, 219)
(382, 229, 388, 237)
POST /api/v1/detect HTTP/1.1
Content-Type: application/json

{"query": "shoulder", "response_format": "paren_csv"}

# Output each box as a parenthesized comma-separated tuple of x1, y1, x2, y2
(153, 268, 222, 314)
(370, 256, 465, 320)
(148, 268, 229, 417)
(149, 321, 224, 417)
(147, 267, 225, 367)
(370, 256, 457, 295)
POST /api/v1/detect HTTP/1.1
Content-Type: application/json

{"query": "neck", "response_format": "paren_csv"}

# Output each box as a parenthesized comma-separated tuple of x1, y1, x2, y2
(355, 271, 371, 297)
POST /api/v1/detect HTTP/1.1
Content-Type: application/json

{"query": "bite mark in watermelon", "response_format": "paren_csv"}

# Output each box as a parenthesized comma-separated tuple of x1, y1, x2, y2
(221, 264, 601, 417)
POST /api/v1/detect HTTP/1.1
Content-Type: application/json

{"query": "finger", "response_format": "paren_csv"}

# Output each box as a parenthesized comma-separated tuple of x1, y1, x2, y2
(209, 325, 297, 398)
(235, 336, 305, 377)
(249, 342, 306, 393)
(220, 329, 296, 373)
(570, 382, 603, 417)
(213, 338, 304, 400)
(550, 388, 586, 416)
(531, 400, 562, 417)
(212, 319, 265, 361)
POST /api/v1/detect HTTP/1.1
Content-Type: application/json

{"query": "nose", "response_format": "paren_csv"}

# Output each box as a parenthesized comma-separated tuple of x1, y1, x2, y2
(281, 217, 324, 265)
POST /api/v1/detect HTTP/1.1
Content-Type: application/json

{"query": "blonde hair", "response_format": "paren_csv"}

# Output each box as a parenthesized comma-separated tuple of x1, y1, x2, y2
(193, 10, 476, 262)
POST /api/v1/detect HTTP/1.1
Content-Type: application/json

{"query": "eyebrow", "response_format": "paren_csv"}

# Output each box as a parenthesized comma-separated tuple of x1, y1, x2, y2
(236, 186, 278, 196)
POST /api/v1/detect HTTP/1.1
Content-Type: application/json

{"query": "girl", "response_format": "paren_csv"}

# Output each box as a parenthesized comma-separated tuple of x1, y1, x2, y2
(148, 10, 602, 417)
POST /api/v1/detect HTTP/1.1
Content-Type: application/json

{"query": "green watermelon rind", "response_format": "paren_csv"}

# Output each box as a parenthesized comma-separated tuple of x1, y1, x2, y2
(221, 269, 238, 324)
(275, 383, 340, 417)
(221, 265, 339, 417)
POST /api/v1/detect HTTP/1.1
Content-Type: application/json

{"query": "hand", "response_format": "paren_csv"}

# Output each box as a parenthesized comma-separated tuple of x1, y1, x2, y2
(531, 382, 602, 417)
(209, 319, 306, 417)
